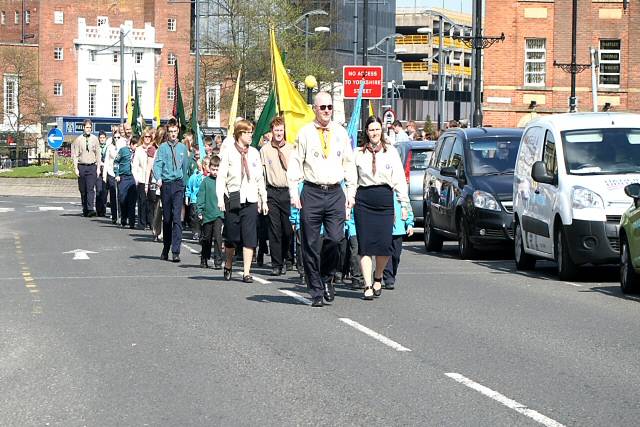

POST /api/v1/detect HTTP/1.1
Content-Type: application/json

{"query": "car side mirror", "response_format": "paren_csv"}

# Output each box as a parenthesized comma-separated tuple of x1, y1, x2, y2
(625, 183, 640, 208)
(531, 161, 556, 185)
(440, 166, 457, 178)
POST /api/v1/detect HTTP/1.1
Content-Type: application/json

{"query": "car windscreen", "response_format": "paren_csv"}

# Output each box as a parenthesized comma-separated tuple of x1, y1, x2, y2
(561, 128, 640, 175)
(409, 149, 433, 171)
(467, 137, 521, 176)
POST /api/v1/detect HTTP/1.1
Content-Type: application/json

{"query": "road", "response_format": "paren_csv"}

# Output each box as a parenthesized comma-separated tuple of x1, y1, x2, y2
(1, 194, 639, 426)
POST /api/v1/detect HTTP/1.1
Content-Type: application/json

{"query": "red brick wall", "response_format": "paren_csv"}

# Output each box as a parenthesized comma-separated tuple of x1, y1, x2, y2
(0, 0, 40, 43)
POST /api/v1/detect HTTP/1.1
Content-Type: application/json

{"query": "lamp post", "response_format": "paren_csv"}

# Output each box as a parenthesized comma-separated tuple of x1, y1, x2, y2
(284, 10, 329, 64)
(367, 33, 403, 106)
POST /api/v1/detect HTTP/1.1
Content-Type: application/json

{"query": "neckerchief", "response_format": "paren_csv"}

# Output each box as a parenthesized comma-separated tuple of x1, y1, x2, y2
(271, 140, 288, 171)
(364, 142, 383, 175)
(100, 143, 108, 162)
(315, 122, 331, 158)
(168, 140, 179, 169)
(235, 143, 250, 180)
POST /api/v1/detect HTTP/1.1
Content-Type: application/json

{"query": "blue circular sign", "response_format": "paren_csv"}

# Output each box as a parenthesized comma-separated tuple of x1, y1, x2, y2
(47, 128, 64, 150)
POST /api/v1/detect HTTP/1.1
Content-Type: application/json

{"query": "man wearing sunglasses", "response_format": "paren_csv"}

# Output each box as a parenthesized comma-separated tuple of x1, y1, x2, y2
(71, 119, 101, 217)
(287, 91, 357, 307)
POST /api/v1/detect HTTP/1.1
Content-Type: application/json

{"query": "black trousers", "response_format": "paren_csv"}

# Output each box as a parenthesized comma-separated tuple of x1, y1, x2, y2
(95, 169, 107, 216)
(347, 236, 364, 282)
(300, 184, 345, 299)
(106, 175, 118, 221)
(161, 180, 185, 255)
(383, 235, 404, 286)
(201, 218, 223, 263)
(118, 175, 136, 226)
(78, 164, 97, 214)
(267, 187, 292, 269)
(322, 234, 346, 280)
(147, 187, 158, 232)
(189, 204, 201, 236)
(136, 184, 150, 228)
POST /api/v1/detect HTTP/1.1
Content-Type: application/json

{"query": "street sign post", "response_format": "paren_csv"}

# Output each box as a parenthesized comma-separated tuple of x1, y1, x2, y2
(47, 127, 64, 175)
(342, 66, 384, 99)
(382, 108, 396, 137)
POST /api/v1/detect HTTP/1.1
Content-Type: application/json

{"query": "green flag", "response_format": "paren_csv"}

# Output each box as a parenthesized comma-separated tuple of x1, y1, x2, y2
(172, 60, 187, 137)
(131, 73, 143, 137)
(252, 89, 277, 148)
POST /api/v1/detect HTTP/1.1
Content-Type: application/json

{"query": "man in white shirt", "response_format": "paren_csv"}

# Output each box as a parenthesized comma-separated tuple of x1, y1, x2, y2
(287, 91, 357, 307)
(392, 120, 410, 144)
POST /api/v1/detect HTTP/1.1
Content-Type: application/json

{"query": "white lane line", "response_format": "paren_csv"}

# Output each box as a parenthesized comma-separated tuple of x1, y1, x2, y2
(445, 373, 565, 427)
(181, 243, 200, 254)
(234, 272, 271, 284)
(564, 282, 582, 287)
(0, 207, 15, 213)
(38, 206, 64, 211)
(278, 289, 311, 305)
(339, 318, 412, 352)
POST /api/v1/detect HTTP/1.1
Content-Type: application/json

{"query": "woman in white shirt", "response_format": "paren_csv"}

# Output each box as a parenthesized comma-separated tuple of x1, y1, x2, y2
(353, 116, 409, 300)
(132, 127, 153, 230)
(216, 119, 268, 283)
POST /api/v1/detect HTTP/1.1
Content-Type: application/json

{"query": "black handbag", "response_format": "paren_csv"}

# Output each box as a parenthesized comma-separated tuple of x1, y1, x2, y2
(227, 191, 241, 211)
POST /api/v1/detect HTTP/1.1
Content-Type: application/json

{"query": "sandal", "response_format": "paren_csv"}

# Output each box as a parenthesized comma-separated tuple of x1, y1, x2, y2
(373, 278, 383, 297)
(363, 285, 374, 301)
(224, 266, 232, 281)
(242, 275, 254, 283)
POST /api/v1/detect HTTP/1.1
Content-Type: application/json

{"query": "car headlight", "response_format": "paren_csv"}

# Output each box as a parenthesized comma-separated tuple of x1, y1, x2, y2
(572, 186, 604, 209)
(473, 191, 501, 211)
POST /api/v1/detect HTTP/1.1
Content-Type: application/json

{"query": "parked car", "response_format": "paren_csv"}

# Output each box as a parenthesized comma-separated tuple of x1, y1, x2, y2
(512, 112, 640, 280)
(422, 127, 523, 258)
(620, 183, 640, 293)
(395, 140, 436, 225)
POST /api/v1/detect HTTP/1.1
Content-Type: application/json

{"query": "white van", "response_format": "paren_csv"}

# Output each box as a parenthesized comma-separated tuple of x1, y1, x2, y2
(512, 112, 640, 279)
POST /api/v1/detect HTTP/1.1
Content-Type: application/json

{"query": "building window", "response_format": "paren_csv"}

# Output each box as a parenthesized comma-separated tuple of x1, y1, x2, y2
(167, 87, 175, 101)
(135, 52, 143, 64)
(112, 84, 120, 117)
(90, 50, 96, 62)
(524, 38, 546, 86)
(206, 85, 220, 120)
(53, 82, 63, 96)
(14, 10, 19, 24)
(54, 10, 63, 24)
(136, 85, 143, 101)
(88, 84, 97, 117)
(167, 53, 176, 66)
(113, 52, 119, 63)
(54, 47, 64, 60)
(3, 75, 18, 123)
(97, 16, 108, 27)
(168, 18, 176, 32)
(1, 11, 5, 25)
(599, 39, 621, 87)
(24, 10, 30, 24)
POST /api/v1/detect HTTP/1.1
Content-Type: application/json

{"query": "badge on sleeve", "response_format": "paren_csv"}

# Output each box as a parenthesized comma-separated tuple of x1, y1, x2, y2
(336, 150, 341, 157)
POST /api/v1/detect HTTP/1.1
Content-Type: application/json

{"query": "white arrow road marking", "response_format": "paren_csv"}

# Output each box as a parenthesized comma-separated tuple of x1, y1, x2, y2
(0, 208, 15, 213)
(63, 249, 98, 260)
(39, 206, 64, 211)
(445, 373, 565, 427)
(339, 318, 412, 352)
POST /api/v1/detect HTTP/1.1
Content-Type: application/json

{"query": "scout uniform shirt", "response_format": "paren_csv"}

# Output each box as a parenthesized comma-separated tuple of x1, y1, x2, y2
(354, 144, 410, 204)
(260, 141, 294, 188)
(72, 133, 101, 168)
(216, 144, 267, 205)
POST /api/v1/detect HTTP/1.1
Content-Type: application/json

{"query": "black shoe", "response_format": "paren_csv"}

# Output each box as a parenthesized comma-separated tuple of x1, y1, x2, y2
(373, 277, 382, 297)
(200, 259, 209, 269)
(82, 211, 88, 217)
(129, 225, 136, 230)
(384, 282, 395, 290)
(213, 262, 222, 270)
(193, 233, 200, 241)
(280, 265, 287, 275)
(111, 219, 117, 225)
(270, 267, 280, 276)
(363, 285, 374, 301)
(256, 253, 264, 267)
(323, 278, 335, 302)
(311, 296, 324, 307)
(160, 251, 169, 261)
(242, 275, 253, 283)
(223, 266, 232, 280)
(334, 275, 343, 285)
(172, 253, 180, 263)
(87, 211, 97, 217)
(286, 262, 294, 271)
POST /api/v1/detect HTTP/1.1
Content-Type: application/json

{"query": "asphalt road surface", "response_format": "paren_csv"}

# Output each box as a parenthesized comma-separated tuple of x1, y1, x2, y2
(1, 195, 639, 426)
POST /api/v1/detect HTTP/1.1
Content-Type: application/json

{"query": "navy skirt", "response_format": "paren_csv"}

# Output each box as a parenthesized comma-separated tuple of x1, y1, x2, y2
(354, 185, 394, 256)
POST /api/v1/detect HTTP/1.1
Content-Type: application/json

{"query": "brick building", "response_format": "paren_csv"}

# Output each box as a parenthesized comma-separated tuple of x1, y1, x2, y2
(483, 0, 639, 128)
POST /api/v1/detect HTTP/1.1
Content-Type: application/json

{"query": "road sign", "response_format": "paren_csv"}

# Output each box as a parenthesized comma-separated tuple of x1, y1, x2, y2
(383, 108, 396, 127)
(343, 66, 384, 99)
(47, 127, 64, 150)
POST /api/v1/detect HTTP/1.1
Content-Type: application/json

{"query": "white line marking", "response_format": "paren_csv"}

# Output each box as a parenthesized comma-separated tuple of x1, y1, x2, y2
(339, 318, 412, 352)
(278, 289, 311, 305)
(181, 243, 200, 254)
(39, 206, 64, 211)
(0, 207, 15, 213)
(234, 272, 271, 284)
(445, 373, 565, 427)
(564, 282, 582, 287)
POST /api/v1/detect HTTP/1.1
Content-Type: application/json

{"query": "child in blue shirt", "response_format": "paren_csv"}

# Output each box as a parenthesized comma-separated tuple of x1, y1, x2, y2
(382, 192, 415, 289)
(185, 156, 207, 240)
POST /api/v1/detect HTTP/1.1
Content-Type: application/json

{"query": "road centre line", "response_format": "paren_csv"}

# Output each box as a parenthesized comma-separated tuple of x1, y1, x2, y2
(339, 318, 412, 352)
(181, 243, 200, 254)
(278, 289, 311, 305)
(445, 373, 565, 427)
(38, 206, 64, 211)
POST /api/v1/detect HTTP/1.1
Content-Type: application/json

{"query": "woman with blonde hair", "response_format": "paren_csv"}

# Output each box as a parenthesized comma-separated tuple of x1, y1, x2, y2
(216, 119, 268, 282)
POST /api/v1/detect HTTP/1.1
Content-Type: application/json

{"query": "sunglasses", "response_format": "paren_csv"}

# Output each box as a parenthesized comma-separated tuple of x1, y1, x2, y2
(143, 135, 152, 138)
(317, 104, 333, 111)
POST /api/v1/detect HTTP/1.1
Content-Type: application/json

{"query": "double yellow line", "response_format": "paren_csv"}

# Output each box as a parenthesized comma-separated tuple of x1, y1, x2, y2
(13, 233, 42, 315)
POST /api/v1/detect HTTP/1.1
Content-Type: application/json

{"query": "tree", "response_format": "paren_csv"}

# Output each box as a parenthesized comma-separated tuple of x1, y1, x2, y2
(424, 115, 437, 140)
(0, 46, 48, 162)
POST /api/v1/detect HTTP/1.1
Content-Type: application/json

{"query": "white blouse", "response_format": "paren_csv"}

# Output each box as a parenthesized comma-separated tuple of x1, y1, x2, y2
(354, 144, 409, 203)
(216, 144, 267, 205)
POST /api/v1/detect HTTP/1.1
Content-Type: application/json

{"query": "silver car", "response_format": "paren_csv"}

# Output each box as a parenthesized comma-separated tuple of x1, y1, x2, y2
(395, 140, 436, 225)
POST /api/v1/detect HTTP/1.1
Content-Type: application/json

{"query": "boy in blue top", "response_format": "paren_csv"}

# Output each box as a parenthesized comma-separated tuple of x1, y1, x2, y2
(114, 136, 138, 229)
(383, 192, 415, 290)
(153, 118, 190, 262)
(186, 155, 206, 241)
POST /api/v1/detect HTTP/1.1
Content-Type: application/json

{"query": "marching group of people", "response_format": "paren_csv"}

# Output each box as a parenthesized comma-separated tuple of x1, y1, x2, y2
(71, 91, 415, 307)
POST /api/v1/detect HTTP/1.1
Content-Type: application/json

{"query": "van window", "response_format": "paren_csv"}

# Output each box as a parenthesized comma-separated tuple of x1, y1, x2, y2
(516, 126, 540, 177)
(542, 130, 558, 176)
(562, 128, 640, 175)
(437, 136, 455, 169)
(467, 137, 522, 175)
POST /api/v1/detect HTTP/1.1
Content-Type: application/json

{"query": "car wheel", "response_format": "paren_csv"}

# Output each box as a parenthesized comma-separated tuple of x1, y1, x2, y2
(457, 216, 475, 259)
(555, 225, 578, 280)
(514, 221, 536, 270)
(423, 207, 443, 252)
(620, 236, 640, 294)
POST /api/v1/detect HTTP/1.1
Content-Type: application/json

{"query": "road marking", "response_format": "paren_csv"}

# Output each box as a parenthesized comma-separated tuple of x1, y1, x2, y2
(181, 243, 200, 254)
(63, 249, 97, 260)
(235, 273, 271, 284)
(278, 289, 311, 305)
(39, 206, 64, 211)
(13, 233, 42, 315)
(0, 207, 15, 213)
(564, 282, 582, 287)
(339, 318, 412, 352)
(445, 373, 565, 427)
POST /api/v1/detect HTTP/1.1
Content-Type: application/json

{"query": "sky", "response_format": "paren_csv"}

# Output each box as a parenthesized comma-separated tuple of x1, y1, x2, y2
(396, 0, 472, 13)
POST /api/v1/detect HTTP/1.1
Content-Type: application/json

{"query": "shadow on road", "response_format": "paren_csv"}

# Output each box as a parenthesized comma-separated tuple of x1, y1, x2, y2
(246, 294, 308, 305)
(580, 285, 640, 303)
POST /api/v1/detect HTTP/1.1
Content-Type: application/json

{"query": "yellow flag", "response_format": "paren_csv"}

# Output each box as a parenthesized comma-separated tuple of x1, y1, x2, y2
(153, 79, 162, 127)
(227, 67, 242, 137)
(270, 29, 315, 143)
(368, 101, 375, 118)
(126, 85, 133, 124)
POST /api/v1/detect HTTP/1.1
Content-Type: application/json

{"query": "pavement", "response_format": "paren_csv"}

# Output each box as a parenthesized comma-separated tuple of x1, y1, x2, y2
(1, 194, 640, 426)
(0, 178, 78, 198)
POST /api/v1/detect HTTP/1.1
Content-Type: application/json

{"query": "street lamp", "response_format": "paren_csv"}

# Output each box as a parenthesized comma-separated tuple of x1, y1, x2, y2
(367, 33, 403, 105)
(285, 10, 329, 63)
